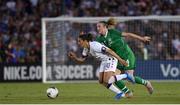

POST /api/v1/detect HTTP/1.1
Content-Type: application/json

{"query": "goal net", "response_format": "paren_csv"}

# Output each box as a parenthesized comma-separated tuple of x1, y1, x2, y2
(42, 16, 180, 83)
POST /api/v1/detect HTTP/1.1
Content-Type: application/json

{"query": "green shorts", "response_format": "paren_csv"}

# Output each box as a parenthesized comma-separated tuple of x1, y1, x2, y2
(117, 52, 136, 71)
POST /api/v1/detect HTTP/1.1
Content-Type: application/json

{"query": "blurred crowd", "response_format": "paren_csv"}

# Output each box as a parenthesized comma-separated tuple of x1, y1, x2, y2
(65, 0, 180, 16)
(123, 20, 180, 60)
(0, 0, 180, 63)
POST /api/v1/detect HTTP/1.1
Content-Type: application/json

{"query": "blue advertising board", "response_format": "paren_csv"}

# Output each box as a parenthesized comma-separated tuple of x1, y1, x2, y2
(0, 60, 179, 82)
(135, 60, 180, 80)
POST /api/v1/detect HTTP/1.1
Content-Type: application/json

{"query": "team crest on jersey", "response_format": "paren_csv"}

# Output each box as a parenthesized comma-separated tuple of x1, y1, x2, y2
(108, 38, 112, 46)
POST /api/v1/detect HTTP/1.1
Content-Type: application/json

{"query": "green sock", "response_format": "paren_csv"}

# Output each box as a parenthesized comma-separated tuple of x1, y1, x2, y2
(115, 80, 129, 93)
(135, 76, 147, 85)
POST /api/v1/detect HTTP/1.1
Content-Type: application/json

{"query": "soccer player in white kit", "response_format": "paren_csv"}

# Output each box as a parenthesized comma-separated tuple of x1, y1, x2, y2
(68, 33, 135, 100)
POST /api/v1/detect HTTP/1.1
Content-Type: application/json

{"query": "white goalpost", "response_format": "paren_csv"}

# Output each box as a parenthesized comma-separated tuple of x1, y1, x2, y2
(42, 16, 180, 83)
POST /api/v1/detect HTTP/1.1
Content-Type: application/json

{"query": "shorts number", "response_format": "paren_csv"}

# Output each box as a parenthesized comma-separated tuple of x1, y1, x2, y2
(104, 63, 110, 70)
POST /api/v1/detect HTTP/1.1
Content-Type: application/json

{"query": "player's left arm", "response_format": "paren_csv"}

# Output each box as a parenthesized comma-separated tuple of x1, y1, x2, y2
(68, 52, 86, 63)
(92, 41, 128, 66)
(122, 32, 151, 43)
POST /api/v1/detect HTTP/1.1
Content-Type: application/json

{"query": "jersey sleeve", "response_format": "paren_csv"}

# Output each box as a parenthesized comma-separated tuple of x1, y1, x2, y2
(82, 48, 89, 57)
(90, 41, 107, 53)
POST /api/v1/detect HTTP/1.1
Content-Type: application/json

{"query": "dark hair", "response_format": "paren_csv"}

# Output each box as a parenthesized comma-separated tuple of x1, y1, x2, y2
(98, 21, 108, 27)
(78, 33, 93, 41)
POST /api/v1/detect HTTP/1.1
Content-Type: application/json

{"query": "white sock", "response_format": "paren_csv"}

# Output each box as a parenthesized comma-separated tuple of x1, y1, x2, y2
(116, 74, 127, 81)
(108, 74, 127, 84)
(108, 84, 125, 97)
(108, 84, 121, 94)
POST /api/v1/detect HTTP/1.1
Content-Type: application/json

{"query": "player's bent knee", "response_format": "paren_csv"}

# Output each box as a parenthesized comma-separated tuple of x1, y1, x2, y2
(108, 75, 116, 84)
(103, 71, 114, 82)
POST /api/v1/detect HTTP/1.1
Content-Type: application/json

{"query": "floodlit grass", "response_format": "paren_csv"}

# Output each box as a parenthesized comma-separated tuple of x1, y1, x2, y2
(0, 82, 180, 104)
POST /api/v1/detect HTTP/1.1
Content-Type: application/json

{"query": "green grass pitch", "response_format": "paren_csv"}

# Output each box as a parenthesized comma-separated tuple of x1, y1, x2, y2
(0, 82, 180, 104)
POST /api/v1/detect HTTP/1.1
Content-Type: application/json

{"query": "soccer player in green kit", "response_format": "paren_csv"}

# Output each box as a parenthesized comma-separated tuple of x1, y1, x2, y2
(96, 19, 153, 96)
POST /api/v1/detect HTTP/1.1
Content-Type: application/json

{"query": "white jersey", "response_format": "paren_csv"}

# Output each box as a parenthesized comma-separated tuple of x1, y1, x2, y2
(82, 41, 112, 61)
(82, 41, 118, 72)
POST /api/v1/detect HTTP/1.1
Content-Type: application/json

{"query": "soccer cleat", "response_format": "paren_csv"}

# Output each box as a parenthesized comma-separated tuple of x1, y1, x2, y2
(125, 91, 133, 98)
(126, 73, 135, 84)
(115, 92, 124, 100)
(145, 81, 154, 94)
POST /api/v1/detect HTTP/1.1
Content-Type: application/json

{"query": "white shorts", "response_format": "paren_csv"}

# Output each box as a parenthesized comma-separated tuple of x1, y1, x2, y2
(99, 57, 118, 73)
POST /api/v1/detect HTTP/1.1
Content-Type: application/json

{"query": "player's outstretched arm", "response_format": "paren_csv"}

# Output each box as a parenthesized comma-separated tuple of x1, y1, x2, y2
(122, 32, 151, 43)
(68, 52, 86, 63)
(105, 48, 128, 67)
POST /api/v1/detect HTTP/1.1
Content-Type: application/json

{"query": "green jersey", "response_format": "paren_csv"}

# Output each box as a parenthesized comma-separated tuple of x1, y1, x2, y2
(96, 29, 136, 70)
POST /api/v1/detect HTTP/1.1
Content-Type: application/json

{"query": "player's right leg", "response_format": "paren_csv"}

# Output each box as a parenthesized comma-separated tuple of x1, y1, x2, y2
(123, 52, 154, 94)
(125, 70, 153, 94)
(115, 66, 133, 97)
(104, 71, 134, 99)
(101, 58, 132, 98)
(103, 71, 125, 100)
(99, 58, 125, 100)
